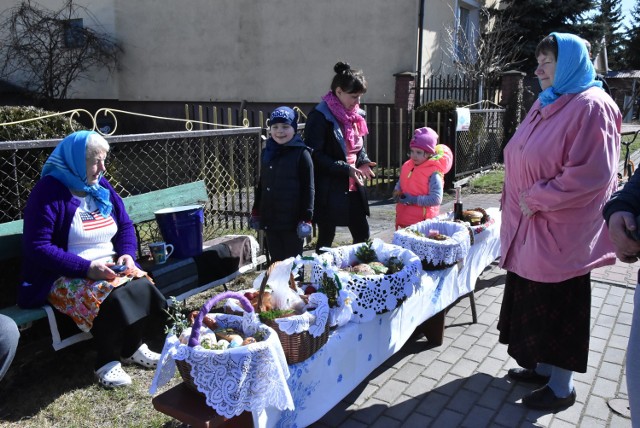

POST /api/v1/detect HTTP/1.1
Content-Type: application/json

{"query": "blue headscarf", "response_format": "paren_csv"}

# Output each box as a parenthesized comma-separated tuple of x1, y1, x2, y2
(538, 32, 603, 107)
(42, 130, 113, 217)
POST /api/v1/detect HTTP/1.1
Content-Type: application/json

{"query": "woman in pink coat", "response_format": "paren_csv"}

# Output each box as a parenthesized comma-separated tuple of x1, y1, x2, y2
(498, 33, 621, 411)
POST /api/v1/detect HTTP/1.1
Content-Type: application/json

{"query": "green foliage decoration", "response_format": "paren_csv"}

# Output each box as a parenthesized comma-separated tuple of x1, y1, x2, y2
(259, 308, 295, 322)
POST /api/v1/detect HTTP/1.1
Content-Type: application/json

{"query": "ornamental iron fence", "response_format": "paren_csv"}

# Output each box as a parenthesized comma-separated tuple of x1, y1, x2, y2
(0, 127, 264, 257)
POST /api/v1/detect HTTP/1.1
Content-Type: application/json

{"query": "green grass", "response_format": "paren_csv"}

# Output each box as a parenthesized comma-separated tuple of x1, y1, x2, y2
(467, 167, 504, 194)
(0, 276, 260, 428)
(623, 131, 640, 152)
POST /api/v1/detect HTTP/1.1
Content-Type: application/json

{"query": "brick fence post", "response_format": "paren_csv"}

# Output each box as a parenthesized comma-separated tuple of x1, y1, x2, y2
(499, 70, 526, 160)
(394, 72, 417, 111)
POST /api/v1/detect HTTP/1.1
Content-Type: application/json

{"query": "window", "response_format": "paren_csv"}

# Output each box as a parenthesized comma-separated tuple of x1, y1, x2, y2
(456, 5, 479, 64)
(63, 18, 85, 49)
(456, 7, 472, 64)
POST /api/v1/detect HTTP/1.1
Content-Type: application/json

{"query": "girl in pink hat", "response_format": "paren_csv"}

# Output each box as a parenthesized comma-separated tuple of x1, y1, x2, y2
(393, 127, 453, 229)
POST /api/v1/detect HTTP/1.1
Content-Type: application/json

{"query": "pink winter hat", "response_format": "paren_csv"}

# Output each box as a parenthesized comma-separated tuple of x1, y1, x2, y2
(410, 127, 438, 154)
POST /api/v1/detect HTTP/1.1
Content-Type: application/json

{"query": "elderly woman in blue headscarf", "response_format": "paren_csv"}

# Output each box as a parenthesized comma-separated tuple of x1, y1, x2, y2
(19, 130, 167, 388)
(498, 33, 621, 410)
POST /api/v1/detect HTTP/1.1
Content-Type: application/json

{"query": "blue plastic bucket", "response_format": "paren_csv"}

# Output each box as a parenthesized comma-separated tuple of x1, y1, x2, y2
(154, 205, 204, 259)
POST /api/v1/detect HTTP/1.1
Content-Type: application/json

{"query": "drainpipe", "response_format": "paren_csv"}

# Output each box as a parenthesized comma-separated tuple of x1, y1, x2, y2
(416, 0, 425, 106)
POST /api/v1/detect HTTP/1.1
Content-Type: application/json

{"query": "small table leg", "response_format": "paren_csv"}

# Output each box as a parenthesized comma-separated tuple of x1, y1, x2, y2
(418, 309, 445, 346)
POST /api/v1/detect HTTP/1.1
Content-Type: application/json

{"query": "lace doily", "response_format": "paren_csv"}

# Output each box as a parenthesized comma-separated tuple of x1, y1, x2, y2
(149, 313, 294, 418)
(311, 239, 422, 323)
(291, 255, 356, 329)
(275, 292, 329, 336)
(393, 220, 470, 266)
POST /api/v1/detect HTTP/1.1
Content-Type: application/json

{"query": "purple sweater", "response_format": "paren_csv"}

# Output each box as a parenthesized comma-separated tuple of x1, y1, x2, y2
(18, 175, 137, 308)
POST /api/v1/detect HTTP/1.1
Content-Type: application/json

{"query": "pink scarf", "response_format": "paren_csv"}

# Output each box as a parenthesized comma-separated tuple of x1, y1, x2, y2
(322, 91, 369, 148)
(322, 91, 369, 190)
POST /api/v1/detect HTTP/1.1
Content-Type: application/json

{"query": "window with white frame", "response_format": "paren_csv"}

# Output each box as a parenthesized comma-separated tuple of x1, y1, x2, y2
(456, 3, 479, 64)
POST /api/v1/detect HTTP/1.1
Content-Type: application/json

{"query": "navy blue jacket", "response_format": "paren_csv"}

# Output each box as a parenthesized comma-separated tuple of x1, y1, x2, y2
(253, 135, 314, 231)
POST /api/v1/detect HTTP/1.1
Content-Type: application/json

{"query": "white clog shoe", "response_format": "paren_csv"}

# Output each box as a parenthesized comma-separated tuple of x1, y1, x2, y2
(122, 343, 160, 369)
(95, 361, 132, 388)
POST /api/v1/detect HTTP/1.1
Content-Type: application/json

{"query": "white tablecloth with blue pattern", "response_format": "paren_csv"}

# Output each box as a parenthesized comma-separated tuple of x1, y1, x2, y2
(254, 207, 501, 428)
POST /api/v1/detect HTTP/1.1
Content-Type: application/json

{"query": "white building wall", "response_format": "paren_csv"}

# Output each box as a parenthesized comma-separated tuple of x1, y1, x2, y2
(112, 0, 419, 104)
(2, 0, 493, 104)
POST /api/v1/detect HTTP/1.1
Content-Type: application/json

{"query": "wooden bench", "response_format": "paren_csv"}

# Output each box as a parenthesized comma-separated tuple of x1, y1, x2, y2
(0, 180, 265, 333)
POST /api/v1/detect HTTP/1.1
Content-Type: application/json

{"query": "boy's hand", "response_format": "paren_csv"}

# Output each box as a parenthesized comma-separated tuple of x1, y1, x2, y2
(392, 189, 403, 203)
(249, 215, 260, 230)
(296, 221, 312, 239)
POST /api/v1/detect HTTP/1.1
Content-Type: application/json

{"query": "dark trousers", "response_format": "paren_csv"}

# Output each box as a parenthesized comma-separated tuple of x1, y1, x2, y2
(266, 229, 303, 263)
(316, 192, 369, 252)
(91, 277, 167, 369)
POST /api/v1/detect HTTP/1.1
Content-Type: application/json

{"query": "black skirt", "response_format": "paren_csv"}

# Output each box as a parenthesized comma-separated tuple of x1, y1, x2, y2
(497, 271, 591, 373)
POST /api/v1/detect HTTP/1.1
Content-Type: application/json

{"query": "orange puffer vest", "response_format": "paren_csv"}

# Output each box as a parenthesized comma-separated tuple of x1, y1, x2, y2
(395, 144, 453, 228)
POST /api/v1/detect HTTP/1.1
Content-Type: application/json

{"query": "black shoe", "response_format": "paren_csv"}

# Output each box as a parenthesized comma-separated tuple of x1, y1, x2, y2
(522, 385, 576, 411)
(507, 367, 550, 384)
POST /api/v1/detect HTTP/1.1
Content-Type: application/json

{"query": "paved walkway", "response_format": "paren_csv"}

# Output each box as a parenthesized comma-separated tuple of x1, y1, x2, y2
(312, 194, 637, 427)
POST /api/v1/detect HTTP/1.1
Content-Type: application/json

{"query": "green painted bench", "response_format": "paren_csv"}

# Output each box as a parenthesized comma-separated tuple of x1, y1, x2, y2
(0, 180, 209, 329)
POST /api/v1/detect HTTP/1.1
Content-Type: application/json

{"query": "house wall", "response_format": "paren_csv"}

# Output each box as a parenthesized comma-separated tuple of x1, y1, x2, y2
(115, 0, 423, 105)
(2, 0, 121, 100)
(2, 0, 499, 106)
(3, 0, 421, 104)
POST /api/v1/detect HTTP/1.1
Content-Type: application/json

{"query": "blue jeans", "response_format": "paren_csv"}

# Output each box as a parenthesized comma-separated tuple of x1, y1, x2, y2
(0, 314, 19, 382)
(629, 285, 640, 427)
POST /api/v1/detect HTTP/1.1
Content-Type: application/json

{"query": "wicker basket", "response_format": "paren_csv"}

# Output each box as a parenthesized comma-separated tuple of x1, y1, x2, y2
(393, 219, 471, 271)
(175, 291, 255, 392)
(256, 262, 329, 365)
(310, 240, 422, 322)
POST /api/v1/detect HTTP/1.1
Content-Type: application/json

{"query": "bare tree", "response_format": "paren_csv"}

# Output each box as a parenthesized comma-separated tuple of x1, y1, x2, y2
(442, 7, 525, 80)
(0, 0, 121, 102)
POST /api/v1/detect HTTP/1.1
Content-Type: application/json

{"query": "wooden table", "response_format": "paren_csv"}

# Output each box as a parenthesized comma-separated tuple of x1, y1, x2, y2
(152, 382, 253, 428)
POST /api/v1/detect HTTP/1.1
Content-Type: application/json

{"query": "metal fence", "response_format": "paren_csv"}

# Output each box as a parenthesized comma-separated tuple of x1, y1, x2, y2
(360, 104, 504, 188)
(453, 107, 505, 179)
(420, 74, 502, 105)
(1, 103, 504, 240)
(0, 127, 264, 255)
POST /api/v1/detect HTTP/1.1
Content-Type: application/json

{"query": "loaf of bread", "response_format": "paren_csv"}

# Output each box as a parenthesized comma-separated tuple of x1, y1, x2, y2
(462, 210, 483, 225)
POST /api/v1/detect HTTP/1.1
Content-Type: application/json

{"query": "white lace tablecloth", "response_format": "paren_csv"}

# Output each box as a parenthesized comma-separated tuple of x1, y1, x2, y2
(392, 219, 471, 267)
(254, 208, 501, 428)
(150, 313, 294, 418)
(311, 239, 422, 323)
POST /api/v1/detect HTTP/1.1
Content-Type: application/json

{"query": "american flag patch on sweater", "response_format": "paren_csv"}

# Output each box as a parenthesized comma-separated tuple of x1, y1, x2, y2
(79, 210, 115, 231)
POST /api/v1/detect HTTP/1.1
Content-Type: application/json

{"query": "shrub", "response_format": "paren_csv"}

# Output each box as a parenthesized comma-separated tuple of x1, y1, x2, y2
(415, 99, 467, 114)
(0, 106, 87, 141)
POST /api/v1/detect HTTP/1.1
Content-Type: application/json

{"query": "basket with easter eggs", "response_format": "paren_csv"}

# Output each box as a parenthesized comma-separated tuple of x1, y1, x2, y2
(149, 291, 294, 418)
